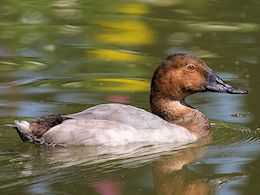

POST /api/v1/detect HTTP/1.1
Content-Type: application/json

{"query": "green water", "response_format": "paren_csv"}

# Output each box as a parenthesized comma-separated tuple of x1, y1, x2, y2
(0, 0, 260, 194)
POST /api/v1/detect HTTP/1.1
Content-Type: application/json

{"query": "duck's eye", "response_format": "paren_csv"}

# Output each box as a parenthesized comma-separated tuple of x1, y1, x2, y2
(186, 64, 195, 71)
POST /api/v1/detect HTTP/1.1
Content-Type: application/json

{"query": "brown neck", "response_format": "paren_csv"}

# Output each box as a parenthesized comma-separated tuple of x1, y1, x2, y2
(150, 90, 211, 138)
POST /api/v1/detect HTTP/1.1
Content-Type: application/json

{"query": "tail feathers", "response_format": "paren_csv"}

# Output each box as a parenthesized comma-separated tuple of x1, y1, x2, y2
(14, 120, 34, 143)
(13, 115, 70, 145)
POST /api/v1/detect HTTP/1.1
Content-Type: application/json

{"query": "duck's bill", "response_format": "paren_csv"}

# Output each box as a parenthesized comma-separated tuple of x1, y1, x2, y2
(205, 72, 248, 94)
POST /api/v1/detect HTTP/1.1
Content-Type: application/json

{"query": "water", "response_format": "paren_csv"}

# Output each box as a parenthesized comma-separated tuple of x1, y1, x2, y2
(0, 0, 260, 194)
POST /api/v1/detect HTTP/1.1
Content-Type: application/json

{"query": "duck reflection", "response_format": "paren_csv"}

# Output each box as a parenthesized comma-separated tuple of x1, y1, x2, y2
(10, 136, 222, 195)
(153, 145, 210, 195)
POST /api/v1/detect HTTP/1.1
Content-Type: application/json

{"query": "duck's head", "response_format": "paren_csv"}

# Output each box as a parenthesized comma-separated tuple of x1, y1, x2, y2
(151, 53, 248, 100)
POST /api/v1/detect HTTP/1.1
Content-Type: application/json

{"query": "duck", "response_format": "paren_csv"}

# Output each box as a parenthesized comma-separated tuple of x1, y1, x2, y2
(14, 53, 248, 146)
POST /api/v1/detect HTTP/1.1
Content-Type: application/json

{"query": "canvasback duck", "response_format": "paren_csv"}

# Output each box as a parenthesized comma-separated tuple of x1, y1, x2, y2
(14, 54, 248, 146)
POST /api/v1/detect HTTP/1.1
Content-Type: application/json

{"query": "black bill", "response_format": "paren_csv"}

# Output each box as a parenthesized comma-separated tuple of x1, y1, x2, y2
(205, 71, 248, 94)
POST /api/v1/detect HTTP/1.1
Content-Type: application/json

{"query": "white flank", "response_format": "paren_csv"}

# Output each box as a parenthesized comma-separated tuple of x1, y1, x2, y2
(14, 120, 31, 135)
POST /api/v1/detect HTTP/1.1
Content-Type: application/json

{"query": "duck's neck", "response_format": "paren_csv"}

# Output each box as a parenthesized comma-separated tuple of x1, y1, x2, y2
(150, 92, 211, 138)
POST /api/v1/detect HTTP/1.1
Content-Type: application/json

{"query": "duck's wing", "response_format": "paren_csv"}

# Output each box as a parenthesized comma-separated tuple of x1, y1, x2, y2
(42, 119, 142, 146)
(66, 103, 167, 129)
(14, 104, 168, 145)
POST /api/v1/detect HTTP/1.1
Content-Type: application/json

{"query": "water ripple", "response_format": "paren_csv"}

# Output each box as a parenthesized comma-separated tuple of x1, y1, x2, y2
(210, 121, 260, 146)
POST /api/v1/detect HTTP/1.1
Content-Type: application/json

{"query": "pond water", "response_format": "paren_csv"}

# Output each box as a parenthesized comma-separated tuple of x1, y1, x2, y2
(0, 0, 260, 194)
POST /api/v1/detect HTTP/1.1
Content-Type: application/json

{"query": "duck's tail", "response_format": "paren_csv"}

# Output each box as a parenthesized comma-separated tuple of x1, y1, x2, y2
(14, 120, 35, 143)
(13, 115, 71, 145)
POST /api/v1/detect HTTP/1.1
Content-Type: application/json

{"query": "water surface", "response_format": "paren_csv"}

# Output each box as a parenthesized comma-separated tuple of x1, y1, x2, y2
(0, 0, 260, 194)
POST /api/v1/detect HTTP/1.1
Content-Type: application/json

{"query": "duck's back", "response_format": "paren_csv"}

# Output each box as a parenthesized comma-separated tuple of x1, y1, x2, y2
(67, 103, 167, 129)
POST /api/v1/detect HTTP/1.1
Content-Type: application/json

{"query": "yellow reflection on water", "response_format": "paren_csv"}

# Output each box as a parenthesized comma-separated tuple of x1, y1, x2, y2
(119, 3, 149, 14)
(94, 78, 150, 92)
(88, 49, 142, 62)
(93, 1, 154, 46)
(95, 20, 154, 45)
(62, 78, 150, 92)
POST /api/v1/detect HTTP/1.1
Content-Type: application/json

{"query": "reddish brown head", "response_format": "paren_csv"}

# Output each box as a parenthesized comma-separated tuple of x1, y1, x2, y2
(151, 53, 247, 101)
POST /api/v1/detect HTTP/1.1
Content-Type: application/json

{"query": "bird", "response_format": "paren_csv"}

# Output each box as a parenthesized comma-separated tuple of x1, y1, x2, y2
(14, 53, 248, 146)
